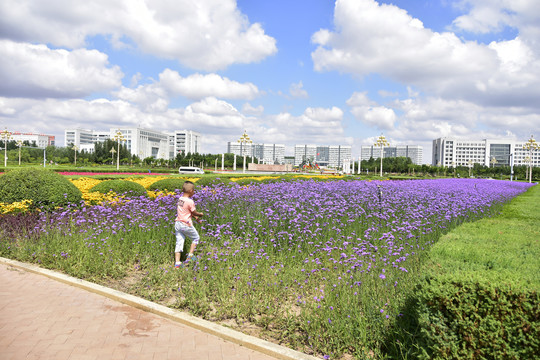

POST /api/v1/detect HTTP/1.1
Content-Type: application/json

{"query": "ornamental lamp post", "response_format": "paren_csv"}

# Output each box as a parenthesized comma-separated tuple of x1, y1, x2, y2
(16, 140, 23, 165)
(110, 148, 116, 165)
(524, 135, 538, 184)
(490, 156, 497, 168)
(72, 144, 79, 166)
(113, 130, 126, 170)
(238, 130, 252, 173)
(1, 128, 12, 168)
(374, 134, 389, 177)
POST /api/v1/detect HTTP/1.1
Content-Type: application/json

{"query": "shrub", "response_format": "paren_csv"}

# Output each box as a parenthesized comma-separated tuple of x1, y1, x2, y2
(194, 177, 231, 188)
(147, 178, 186, 192)
(89, 180, 148, 197)
(0, 168, 82, 210)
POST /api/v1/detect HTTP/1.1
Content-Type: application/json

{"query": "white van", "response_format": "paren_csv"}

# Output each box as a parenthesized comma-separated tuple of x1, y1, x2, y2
(179, 166, 205, 174)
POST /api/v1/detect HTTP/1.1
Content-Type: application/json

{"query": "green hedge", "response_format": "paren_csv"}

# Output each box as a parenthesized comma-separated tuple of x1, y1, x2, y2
(89, 180, 148, 197)
(390, 185, 540, 359)
(0, 168, 82, 210)
(147, 178, 186, 192)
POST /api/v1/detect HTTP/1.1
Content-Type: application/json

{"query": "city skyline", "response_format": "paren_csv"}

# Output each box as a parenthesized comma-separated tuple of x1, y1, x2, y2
(1, 0, 539, 164)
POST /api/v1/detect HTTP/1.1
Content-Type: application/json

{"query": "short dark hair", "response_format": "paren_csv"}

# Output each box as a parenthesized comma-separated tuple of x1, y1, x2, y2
(182, 181, 195, 193)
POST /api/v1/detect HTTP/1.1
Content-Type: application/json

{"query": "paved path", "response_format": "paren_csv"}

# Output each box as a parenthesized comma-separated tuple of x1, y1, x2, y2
(0, 263, 278, 360)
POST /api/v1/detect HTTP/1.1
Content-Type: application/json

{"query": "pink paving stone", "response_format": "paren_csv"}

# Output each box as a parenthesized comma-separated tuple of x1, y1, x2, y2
(0, 263, 279, 360)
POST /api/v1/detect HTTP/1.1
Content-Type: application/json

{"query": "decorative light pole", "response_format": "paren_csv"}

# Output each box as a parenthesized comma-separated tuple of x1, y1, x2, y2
(490, 156, 497, 168)
(1, 128, 11, 168)
(113, 130, 126, 170)
(524, 135, 538, 183)
(374, 134, 389, 177)
(16, 140, 23, 165)
(238, 130, 252, 173)
(72, 144, 79, 166)
(109, 148, 116, 165)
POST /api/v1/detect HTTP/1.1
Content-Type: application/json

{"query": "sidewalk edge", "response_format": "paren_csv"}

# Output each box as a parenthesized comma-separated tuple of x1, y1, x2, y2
(0, 257, 319, 360)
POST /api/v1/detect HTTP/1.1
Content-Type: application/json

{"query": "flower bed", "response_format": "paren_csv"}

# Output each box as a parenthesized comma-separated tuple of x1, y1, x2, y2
(0, 178, 533, 359)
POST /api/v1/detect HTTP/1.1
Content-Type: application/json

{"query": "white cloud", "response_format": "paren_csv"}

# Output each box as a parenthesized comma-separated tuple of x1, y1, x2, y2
(311, 0, 540, 108)
(242, 103, 264, 116)
(0, 0, 277, 71)
(0, 40, 123, 98)
(289, 81, 309, 99)
(158, 70, 259, 100)
(347, 92, 396, 129)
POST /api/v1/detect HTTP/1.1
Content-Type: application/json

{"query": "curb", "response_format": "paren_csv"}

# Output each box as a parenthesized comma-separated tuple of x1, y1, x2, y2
(0, 257, 319, 360)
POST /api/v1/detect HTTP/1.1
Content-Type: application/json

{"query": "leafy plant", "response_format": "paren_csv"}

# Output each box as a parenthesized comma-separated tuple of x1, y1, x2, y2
(0, 167, 82, 210)
(89, 179, 148, 197)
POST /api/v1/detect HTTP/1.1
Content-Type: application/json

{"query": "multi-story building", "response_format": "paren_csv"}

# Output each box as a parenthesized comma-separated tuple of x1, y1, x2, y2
(361, 145, 423, 165)
(65, 127, 171, 159)
(227, 142, 285, 164)
(294, 144, 352, 168)
(10, 132, 55, 148)
(432, 138, 540, 168)
(173, 130, 201, 155)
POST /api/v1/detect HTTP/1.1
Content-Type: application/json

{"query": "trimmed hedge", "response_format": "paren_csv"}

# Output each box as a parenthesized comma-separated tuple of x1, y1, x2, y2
(389, 185, 540, 359)
(147, 178, 186, 192)
(89, 180, 148, 197)
(0, 168, 82, 210)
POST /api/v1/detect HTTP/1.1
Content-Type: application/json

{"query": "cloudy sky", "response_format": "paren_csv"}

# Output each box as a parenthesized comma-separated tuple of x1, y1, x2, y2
(1, 0, 539, 163)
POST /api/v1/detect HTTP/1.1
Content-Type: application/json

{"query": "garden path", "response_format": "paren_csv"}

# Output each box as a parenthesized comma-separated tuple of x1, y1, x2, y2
(0, 263, 278, 360)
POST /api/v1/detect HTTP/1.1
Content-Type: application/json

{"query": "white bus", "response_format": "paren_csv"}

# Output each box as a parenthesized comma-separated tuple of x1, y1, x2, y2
(179, 166, 205, 174)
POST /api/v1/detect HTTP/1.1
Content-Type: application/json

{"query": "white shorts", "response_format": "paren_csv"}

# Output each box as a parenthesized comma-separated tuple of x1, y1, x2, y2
(174, 221, 200, 253)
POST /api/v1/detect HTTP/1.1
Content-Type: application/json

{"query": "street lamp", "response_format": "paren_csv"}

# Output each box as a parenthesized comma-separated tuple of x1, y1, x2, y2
(490, 156, 497, 168)
(16, 140, 23, 165)
(72, 144, 79, 166)
(1, 127, 12, 168)
(238, 130, 253, 173)
(110, 148, 116, 165)
(113, 130, 126, 170)
(374, 134, 389, 177)
(524, 135, 538, 183)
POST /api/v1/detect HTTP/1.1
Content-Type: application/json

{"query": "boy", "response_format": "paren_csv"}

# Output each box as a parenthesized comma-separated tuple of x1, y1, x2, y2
(174, 181, 204, 268)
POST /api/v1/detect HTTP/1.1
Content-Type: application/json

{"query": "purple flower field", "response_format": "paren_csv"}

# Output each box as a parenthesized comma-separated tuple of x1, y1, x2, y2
(0, 178, 533, 359)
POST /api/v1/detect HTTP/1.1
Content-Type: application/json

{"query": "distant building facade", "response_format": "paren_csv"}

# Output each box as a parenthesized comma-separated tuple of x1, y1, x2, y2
(10, 132, 55, 148)
(294, 144, 352, 168)
(432, 138, 539, 168)
(173, 130, 201, 155)
(227, 142, 285, 164)
(65, 127, 171, 159)
(361, 145, 423, 165)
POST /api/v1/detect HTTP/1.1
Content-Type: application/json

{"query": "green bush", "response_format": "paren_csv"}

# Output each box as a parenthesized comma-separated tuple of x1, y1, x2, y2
(147, 178, 186, 192)
(406, 277, 539, 360)
(0, 168, 82, 210)
(389, 185, 540, 359)
(89, 180, 148, 197)
(194, 177, 231, 188)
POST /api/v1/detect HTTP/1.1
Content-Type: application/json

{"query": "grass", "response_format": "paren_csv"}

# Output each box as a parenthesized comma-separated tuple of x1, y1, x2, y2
(426, 184, 539, 290)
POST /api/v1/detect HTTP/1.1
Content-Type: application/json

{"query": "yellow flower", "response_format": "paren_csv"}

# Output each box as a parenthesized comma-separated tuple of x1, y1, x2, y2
(0, 199, 33, 214)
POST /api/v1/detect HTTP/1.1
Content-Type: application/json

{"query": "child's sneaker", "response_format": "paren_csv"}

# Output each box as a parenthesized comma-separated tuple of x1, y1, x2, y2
(174, 262, 182, 269)
(183, 255, 197, 266)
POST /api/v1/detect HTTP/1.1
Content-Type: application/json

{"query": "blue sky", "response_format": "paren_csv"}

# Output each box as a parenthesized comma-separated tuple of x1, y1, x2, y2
(1, 0, 539, 163)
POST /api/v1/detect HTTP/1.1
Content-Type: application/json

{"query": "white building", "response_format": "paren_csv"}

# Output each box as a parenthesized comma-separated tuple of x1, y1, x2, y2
(432, 138, 540, 168)
(294, 144, 352, 168)
(227, 142, 285, 164)
(173, 130, 201, 155)
(10, 132, 55, 148)
(361, 145, 423, 165)
(65, 127, 170, 159)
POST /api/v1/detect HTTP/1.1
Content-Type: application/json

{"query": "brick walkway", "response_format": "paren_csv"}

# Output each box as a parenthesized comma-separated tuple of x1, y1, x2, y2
(0, 263, 278, 360)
